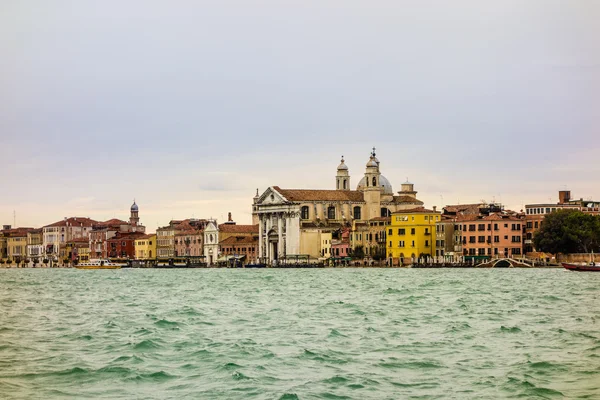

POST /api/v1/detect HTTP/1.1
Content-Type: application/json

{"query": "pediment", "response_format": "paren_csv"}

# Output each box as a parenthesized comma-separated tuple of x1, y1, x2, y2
(256, 187, 288, 206)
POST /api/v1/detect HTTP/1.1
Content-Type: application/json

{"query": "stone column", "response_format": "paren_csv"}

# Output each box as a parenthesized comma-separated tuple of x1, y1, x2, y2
(285, 213, 291, 257)
(258, 215, 263, 260)
(277, 212, 283, 259)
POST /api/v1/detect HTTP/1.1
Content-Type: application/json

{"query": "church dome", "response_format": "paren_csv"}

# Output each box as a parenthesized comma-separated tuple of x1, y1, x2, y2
(131, 201, 138, 212)
(357, 175, 394, 195)
(337, 156, 348, 171)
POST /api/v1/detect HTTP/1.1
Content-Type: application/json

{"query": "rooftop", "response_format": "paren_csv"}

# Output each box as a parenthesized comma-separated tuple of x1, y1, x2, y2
(273, 186, 364, 202)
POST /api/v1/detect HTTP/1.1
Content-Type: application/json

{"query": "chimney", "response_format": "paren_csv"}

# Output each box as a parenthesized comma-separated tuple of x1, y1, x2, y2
(558, 190, 571, 204)
(433, 206, 437, 212)
(228, 212, 232, 222)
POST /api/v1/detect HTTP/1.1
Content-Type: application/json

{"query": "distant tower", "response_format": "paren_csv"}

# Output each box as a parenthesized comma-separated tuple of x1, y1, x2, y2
(360, 148, 382, 220)
(130, 200, 139, 226)
(336, 156, 350, 191)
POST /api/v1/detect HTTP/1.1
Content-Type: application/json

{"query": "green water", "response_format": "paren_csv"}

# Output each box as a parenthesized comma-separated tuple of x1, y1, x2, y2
(0, 269, 598, 399)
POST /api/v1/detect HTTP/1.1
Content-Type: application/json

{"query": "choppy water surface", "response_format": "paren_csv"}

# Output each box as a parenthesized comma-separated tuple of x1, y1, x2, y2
(1, 269, 599, 399)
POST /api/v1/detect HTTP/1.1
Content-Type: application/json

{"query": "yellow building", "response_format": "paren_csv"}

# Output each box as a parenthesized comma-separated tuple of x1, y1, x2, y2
(5, 228, 33, 265)
(387, 207, 441, 265)
(135, 234, 156, 260)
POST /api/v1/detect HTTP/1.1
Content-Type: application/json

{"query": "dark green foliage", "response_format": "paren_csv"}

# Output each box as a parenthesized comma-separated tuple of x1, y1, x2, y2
(351, 245, 365, 259)
(534, 210, 600, 254)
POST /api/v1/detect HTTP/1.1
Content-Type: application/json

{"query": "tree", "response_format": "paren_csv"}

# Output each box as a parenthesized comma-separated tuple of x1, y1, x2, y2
(372, 244, 387, 261)
(351, 245, 365, 259)
(534, 210, 600, 254)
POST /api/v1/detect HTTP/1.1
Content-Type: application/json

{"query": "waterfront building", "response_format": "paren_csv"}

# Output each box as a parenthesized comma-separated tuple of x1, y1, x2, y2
(434, 215, 463, 263)
(253, 150, 425, 264)
(175, 224, 204, 258)
(203, 220, 219, 265)
(524, 190, 600, 254)
(5, 228, 34, 265)
(42, 217, 97, 261)
(64, 237, 90, 263)
(89, 219, 125, 259)
(106, 231, 147, 259)
(135, 234, 156, 260)
(460, 213, 524, 259)
(0, 226, 9, 262)
(320, 232, 332, 259)
(26, 229, 44, 264)
(350, 217, 390, 260)
(157, 218, 208, 260)
(219, 235, 259, 265)
(387, 208, 441, 265)
(331, 227, 351, 260)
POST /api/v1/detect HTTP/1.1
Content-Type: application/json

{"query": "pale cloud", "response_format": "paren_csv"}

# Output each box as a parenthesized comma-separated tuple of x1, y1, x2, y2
(1, 1, 599, 229)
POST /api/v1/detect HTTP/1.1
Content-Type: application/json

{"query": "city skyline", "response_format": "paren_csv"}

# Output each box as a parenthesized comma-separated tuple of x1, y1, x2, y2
(2, 1, 599, 229)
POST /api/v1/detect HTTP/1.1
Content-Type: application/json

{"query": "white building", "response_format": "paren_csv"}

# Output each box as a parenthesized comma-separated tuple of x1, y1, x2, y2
(203, 220, 219, 265)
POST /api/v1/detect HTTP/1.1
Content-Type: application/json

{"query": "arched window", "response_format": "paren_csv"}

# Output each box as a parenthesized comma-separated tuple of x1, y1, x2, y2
(366, 178, 369, 187)
(343, 179, 347, 190)
(337, 180, 339, 190)
(301, 206, 309, 219)
(353, 206, 361, 220)
(327, 206, 336, 219)
(372, 177, 377, 186)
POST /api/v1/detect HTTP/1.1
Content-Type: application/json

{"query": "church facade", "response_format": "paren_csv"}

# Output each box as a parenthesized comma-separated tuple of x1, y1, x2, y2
(252, 150, 424, 264)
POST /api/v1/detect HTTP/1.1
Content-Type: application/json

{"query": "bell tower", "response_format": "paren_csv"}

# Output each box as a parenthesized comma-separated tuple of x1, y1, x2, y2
(130, 200, 139, 227)
(336, 156, 350, 191)
(362, 148, 382, 219)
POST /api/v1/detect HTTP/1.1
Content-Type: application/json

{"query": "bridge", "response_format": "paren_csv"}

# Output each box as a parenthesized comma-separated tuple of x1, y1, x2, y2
(477, 258, 533, 268)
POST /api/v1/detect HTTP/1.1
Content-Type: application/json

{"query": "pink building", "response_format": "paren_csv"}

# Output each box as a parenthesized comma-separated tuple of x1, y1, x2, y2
(331, 227, 351, 258)
(175, 228, 204, 257)
(461, 213, 524, 258)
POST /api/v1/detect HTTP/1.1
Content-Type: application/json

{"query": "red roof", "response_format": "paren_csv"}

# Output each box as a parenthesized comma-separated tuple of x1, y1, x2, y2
(218, 224, 259, 234)
(273, 187, 365, 202)
(219, 236, 259, 245)
(2, 227, 35, 237)
(44, 217, 98, 228)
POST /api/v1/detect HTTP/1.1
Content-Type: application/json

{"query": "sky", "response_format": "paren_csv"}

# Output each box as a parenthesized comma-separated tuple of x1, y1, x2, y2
(1, 1, 599, 232)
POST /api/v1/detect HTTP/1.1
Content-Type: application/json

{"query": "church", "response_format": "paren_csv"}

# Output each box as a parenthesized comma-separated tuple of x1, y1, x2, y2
(252, 149, 424, 264)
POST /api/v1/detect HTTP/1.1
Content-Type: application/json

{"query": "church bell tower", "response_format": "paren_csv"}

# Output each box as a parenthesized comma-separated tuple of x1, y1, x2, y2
(336, 156, 350, 191)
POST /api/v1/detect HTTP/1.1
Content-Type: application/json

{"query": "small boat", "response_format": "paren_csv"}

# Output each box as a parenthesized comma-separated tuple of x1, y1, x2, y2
(75, 259, 125, 269)
(563, 251, 599, 272)
(562, 262, 600, 272)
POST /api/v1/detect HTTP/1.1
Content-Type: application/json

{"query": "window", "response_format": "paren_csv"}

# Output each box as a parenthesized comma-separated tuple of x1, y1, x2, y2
(389, 241, 392, 247)
(327, 206, 336, 219)
(425, 228, 429, 235)
(478, 224, 485, 231)
(301, 206, 309, 219)
(469, 236, 476, 243)
(478, 248, 485, 256)
(534, 221, 539, 229)
(353, 206, 361, 220)
(388, 229, 393, 236)
(343, 179, 347, 190)
(411, 228, 416, 235)
(398, 228, 405, 235)
(469, 224, 476, 231)
(399, 241, 405, 247)
(425, 240, 429, 247)
(478, 236, 485, 243)
(526, 222, 532, 229)
(372, 177, 377, 186)
(425, 216, 429, 221)
(411, 241, 415, 247)
(494, 236, 499, 243)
